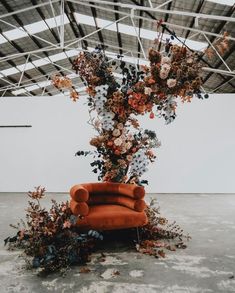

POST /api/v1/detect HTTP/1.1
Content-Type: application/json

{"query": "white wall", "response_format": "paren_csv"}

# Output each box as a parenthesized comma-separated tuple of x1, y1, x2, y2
(0, 94, 235, 193)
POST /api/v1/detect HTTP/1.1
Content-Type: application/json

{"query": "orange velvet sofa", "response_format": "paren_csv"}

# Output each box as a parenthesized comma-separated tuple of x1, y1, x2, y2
(69, 182, 148, 231)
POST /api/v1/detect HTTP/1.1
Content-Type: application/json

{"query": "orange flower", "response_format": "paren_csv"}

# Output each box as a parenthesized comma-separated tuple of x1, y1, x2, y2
(181, 95, 192, 103)
(146, 103, 153, 112)
(63, 220, 71, 229)
(70, 89, 79, 102)
(132, 92, 142, 100)
(137, 105, 146, 113)
(146, 150, 154, 157)
(146, 77, 156, 85)
(86, 86, 96, 96)
(141, 65, 150, 73)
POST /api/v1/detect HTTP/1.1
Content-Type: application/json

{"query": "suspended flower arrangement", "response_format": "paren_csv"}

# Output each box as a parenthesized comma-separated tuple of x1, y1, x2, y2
(52, 39, 208, 185)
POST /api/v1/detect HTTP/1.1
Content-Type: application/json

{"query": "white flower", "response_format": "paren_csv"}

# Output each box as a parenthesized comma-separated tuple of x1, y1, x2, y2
(114, 137, 123, 146)
(144, 87, 152, 95)
(96, 106, 103, 112)
(125, 142, 132, 150)
(187, 58, 193, 64)
(129, 149, 149, 177)
(112, 129, 121, 137)
(127, 133, 134, 141)
(159, 70, 168, 79)
(117, 123, 124, 130)
(161, 63, 171, 73)
(167, 79, 177, 88)
(100, 111, 115, 119)
(161, 56, 171, 64)
(126, 155, 133, 162)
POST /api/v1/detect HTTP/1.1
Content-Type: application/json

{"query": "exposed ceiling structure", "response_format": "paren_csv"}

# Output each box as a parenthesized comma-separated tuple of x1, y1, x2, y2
(0, 0, 234, 97)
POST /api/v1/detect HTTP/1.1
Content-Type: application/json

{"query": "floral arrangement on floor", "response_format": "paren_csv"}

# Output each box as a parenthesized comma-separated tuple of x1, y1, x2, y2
(52, 39, 207, 185)
(5, 187, 189, 275)
(4, 187, 103, 276)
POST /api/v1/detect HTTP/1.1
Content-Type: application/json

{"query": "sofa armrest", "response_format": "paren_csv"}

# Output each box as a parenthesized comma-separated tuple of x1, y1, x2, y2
(70, 199, 89, 216)
(70, 185, 89, 202)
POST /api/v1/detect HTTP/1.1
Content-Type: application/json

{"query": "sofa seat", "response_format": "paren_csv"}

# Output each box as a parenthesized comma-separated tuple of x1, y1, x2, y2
(76, 204, 148, 231)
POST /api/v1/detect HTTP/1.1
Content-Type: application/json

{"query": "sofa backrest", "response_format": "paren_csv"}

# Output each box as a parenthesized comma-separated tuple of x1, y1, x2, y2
(77, 182, 145, 199)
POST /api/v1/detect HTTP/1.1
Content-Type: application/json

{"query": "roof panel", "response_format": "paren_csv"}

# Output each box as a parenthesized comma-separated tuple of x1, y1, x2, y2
(0, 0, 234, 96)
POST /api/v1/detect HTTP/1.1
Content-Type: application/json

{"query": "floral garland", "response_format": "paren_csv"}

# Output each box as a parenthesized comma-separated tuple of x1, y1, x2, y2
(53, 40, 208, 185)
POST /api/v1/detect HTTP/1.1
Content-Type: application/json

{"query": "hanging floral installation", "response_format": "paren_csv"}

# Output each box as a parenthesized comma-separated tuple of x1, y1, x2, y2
(52, 38, 208, 185)
(52, 30, 229, 184)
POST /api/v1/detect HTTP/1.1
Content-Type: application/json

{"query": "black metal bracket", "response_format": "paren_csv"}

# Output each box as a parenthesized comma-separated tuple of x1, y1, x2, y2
(0, 125, 32, 128)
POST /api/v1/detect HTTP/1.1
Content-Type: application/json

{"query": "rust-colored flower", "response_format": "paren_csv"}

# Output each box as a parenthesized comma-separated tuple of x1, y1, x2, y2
(70, 89, 79, 102)
(63, 220, 72, 229)
(86, 86, 96, 96)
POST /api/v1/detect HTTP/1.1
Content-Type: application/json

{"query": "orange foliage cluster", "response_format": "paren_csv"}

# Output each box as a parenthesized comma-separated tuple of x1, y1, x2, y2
(204, 32, 230, 59)
(52, 75, 79, 102)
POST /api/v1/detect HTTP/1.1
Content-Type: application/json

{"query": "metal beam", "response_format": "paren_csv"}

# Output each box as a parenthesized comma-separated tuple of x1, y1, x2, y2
(75, 0, 235, 23)
(0, 0, 60, 19)
(184, 0, 205, 40)
(113, 0, 123, 55)
(209, 77, 235, 94)
(68, 0, 235, 42)
(0, 0, 54, 95)
(203, 43, 235, 83)
(64, 14, 129, 49)
(66, 0, 88, 49)
(157, 0, 172, 51)
(90, 2, 105, 50)
(137, 0, 144, 62)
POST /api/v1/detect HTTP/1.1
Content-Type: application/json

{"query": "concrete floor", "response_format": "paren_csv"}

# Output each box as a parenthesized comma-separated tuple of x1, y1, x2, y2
(0, 193, 235, 293)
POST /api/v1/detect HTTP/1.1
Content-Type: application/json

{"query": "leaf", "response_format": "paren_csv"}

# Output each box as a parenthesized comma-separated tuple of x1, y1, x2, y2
(32, 257, 41, 268)
(158, 250, 166, 258)
(175, 242, 187, 249)
(79, 267, 91, 273)
(166, 245, 176, 251)
(4, 237, 10, 246)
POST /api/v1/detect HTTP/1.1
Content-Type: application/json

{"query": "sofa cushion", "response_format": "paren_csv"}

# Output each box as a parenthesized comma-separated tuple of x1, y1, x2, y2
(75, 204, 148, 230)
(88, 194, 146, 212)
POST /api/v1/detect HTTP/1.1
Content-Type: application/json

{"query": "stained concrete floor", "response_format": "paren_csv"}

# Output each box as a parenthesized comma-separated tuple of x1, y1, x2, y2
(0, 193, 235, 293)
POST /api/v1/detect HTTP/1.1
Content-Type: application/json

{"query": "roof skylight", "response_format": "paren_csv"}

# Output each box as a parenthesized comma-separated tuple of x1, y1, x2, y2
(1, 14, 69, 43)
(74, 12, 207, 51)
(206, 0, 235, 5)
(24, 20, 48, 34)
(3, 28, 28, 40)
(1, 67, 20, 76)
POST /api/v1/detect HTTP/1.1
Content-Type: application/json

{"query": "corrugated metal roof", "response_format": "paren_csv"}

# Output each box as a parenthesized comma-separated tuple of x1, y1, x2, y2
(0, 0, 234, 97)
